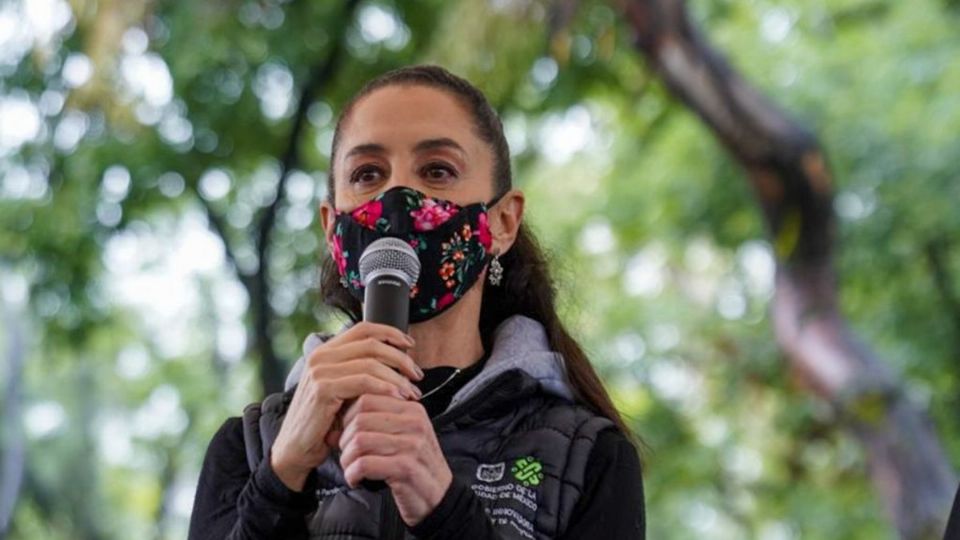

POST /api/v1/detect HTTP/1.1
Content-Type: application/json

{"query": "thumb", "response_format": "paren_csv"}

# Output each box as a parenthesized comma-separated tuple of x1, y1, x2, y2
(324, 428, 342, 450)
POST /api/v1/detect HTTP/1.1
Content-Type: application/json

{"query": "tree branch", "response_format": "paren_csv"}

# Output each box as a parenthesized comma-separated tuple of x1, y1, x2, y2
(615, 0, 955, 536)
(197, 198, 253, 289)
(251, 0, 362, 395)
(548, 0, 579, 33)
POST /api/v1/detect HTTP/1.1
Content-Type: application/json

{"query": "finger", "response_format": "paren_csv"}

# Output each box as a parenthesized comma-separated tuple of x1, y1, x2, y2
(343, 454, 413, 489)
(313, 359, 421, 400)
(340, 431, 419, 470)
(345, 338, 422, 381)
(344, 359, 421, 399)
(324, 374, 409, 402)
(324, 428, 342, 451)
(319, 338, 423, 382)
(326, 321, 416, 351)
(339, 412, 420, 450)
(324, 412, 344, 450)
(341, 394, 421, 429)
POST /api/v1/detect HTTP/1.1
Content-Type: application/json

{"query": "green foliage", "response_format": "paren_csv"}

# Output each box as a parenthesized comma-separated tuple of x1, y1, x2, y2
(1, 0, 958, 538)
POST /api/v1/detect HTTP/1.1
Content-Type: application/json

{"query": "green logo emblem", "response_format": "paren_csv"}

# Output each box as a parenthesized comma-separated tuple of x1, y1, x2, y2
(511, 456, 544, 487)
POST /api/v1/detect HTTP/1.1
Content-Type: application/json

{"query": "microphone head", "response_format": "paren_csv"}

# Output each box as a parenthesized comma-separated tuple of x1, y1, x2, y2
(358, 237, 421, 288)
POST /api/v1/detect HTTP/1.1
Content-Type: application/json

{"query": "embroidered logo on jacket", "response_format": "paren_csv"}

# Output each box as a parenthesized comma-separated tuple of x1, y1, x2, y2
(476, 462, 505, 483)
(468, 456, 543, 539)
(511, 456, 544, 487)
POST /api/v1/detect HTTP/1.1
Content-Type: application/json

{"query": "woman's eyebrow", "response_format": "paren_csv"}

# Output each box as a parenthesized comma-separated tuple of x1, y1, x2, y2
(413, 137, 466, 155)
(344, 143, 387, 159)
(343, 138, 465, 159)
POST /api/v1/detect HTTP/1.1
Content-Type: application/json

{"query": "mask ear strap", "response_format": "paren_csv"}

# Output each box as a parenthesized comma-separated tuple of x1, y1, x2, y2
(486, 190, 507, 210)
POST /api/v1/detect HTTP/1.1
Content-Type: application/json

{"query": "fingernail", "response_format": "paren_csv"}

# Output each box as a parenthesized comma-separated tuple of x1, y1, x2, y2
(411, 385, 422, 399)
(415, 366, 425, 379)
(406, 334, 416, 345)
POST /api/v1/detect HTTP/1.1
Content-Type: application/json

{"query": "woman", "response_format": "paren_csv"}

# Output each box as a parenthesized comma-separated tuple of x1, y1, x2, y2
(189, 65, 645, 539)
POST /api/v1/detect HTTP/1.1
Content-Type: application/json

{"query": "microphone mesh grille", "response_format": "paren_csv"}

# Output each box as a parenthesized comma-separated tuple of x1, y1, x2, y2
(358, 237, 421, 287)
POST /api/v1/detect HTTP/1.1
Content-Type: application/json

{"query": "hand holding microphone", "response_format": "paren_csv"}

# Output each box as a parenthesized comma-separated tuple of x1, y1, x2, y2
(336, 238, 454, 524)
(270, 238, 425, 491)
(269, 321, 423, 492)
(272, 237, 452, 524)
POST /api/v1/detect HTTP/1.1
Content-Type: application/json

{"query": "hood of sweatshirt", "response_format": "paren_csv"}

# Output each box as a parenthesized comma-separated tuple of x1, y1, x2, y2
(283, 315, 575, 415)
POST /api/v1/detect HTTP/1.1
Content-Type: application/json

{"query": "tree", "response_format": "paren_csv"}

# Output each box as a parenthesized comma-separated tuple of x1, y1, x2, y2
(617, 0, 955, 537)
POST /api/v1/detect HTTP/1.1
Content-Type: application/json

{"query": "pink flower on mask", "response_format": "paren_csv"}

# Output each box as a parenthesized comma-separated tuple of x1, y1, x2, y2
(330, 234, 347, 276)
(436, 292, 456, 311)
(351, 200, 383, 230)
(476, 212, 492, 252)
(411, 198, 459, 231)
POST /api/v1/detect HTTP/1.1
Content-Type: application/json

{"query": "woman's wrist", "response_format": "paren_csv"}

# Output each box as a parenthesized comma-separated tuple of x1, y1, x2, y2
(269, 447, 312, 492)
(408, 475, 497, 538)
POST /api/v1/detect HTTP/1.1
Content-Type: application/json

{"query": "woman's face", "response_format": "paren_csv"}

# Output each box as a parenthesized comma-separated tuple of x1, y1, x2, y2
(319, 83, 524, 262)
(328, 84, 496, 211)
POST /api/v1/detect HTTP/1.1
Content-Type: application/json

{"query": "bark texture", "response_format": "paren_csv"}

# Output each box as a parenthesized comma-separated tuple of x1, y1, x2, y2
(616, 0, 955, 537)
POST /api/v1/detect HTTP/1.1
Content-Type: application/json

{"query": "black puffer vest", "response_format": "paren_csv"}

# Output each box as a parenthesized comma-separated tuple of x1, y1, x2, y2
(242, 316, 614, 539)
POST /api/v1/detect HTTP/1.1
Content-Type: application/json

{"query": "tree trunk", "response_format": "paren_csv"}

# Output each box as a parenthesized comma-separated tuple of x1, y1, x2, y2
(616, 0, 955, 537)
(198, 0, 361, 396)
(0, 273, 27, 537)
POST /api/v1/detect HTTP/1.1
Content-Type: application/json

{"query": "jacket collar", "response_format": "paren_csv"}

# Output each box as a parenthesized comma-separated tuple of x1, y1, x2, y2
(284, 315, 574, 413)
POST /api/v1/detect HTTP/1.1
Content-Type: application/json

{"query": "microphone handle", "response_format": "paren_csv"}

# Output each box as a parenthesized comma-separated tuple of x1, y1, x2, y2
(362, 272, 411, 332)
(356, 272, 412, 491)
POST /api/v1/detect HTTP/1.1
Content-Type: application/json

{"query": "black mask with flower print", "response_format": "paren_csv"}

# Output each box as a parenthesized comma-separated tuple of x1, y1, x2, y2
(331, 186, 498, 323)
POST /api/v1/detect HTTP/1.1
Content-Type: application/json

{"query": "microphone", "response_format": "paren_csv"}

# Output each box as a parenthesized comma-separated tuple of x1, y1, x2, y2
(352, 237, 420, 491)
(358, 237, 421, 332)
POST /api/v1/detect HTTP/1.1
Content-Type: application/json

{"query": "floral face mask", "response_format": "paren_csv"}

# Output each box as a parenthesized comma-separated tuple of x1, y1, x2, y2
(331, 186, 498, 323)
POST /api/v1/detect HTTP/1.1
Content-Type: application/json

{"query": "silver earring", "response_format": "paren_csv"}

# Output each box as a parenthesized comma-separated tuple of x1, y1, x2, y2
(488, 254, 503, 286)
(339, 275, 348, 288)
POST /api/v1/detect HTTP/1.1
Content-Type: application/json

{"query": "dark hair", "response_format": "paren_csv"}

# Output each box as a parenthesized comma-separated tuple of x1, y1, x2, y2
(320, 64, 635, 442)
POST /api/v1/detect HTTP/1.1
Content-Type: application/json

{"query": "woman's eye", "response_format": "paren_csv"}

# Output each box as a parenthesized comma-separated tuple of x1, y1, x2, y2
(421, 162, 458, 182)
(350, 165, 384, 185)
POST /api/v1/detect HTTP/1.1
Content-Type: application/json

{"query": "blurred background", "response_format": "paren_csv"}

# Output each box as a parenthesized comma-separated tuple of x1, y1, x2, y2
(2, 0, 959, 538)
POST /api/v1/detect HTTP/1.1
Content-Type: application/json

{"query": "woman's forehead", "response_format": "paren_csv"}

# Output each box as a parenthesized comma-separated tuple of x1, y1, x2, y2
(337, 85, 483, 156)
